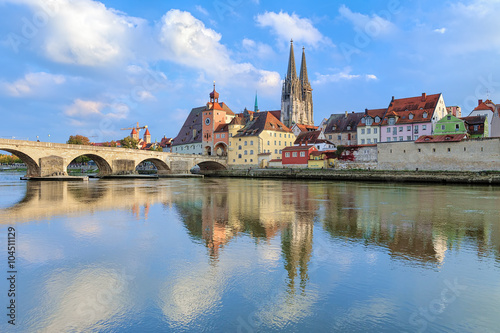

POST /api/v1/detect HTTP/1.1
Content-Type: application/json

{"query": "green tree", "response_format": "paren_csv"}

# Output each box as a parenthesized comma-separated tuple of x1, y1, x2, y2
(150, 145, 163, 152)
(102, 141, 117, 147)
(67, 135, 91, 145)
(0, 154, 22, 164)
(120, 136, 139, 149)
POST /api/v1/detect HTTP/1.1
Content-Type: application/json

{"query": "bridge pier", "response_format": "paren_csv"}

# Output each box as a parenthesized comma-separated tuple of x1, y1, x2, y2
(112, 159, 137, 175)
(40, 156, 67, 177)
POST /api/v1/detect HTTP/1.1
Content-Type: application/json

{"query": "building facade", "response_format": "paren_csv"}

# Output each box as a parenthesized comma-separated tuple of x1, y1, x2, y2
(357, 108, 387, 144)
(281, 40, 313, 128)
(323, 111, 364, 146)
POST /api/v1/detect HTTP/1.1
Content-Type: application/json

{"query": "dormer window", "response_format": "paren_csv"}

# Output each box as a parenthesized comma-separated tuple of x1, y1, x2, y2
(366, 118, 373, 126)
(375, 116, 380, 123)
(347, 126, 351, 130)
(409, 113, 414, 120)
(388, 118, 396, 125)
(423, 112, 428, 118)
(361, 118, 366, 124)
(447, 115, 451, 120)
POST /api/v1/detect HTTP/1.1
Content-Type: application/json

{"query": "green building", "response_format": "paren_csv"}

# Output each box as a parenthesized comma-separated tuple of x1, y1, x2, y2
(434, 114, 467, 135)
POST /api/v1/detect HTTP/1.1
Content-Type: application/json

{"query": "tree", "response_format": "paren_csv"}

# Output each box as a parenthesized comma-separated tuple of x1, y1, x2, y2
(67, 135, 91, 145)
(0, 154, 22, 164)
(120, 136, 139, 149)
(101, 141, 117, 147)
(150, 145, 163, 152)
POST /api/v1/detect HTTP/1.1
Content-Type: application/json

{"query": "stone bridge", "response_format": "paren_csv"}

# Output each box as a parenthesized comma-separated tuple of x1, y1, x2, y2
(0, 138, 227, 177)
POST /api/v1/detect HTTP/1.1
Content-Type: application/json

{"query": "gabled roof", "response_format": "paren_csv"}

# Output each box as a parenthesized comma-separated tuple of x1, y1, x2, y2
(294, 130, 321, 145)
(229, 114, 247, 125)
(415, 134, 467, 143)
(234, 111, 291, 137)
(381, 93, 441, 125)
(473, 102, 494, 112)
(461, 115, 487, 135)
(214, 123, 229, 133)
(172, 106, 204, 146)
(324, 112, 364, 133)
(358, 108, 388, 127)
(294, 124, 318, 132)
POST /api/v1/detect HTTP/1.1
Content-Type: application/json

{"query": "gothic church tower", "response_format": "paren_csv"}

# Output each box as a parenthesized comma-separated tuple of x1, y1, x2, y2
(281, 40, 314, 128)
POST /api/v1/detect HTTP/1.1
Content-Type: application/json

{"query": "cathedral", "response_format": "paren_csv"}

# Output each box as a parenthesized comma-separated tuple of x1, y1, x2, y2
(281, 40, 314, 128)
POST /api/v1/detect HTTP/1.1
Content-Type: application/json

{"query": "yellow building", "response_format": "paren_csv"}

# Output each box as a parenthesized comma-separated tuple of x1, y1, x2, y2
(229, 111, 295, 168)
(307, 151, 336, 169)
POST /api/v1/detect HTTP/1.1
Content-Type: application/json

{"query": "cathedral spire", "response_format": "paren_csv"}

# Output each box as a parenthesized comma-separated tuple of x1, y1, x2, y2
(254, 91, 259, 112)
(299, 47, 310, 88)
(286, 39, 297, 80)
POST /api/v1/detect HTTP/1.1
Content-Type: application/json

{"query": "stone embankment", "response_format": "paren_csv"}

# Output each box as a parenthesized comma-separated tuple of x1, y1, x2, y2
(202, 168, 500, 184)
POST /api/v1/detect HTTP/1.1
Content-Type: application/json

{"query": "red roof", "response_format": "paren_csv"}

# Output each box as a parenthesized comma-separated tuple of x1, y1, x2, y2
(357, 108, 388, 127)
(131, 128, 137, 134)
(269, 159, 282, 162)
(282, 145, 316, 152)
(381, 93, 440, 125)
(144, 128, 151, 136)
(234, 111, 291, 137)
(295, 124, 318, 132)
(415, 134, 467, 143)
(214, 123, 228, 133)
(473, 102, 494, 112)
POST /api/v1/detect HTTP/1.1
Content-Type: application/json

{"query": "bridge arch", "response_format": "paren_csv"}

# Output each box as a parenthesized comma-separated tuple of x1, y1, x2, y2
(196, 161, 227, 171)
(214, 142, 228, 156)
(0, 148, 40, 177)
(136, 158, 170, 174)
(67, 153, 113, 176)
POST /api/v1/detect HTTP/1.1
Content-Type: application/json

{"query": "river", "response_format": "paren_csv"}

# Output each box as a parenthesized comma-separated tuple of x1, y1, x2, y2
(0, 172, 499, 332)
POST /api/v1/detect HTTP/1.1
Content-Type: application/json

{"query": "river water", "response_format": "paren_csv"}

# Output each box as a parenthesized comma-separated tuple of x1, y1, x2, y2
(0, 172, 499, 332)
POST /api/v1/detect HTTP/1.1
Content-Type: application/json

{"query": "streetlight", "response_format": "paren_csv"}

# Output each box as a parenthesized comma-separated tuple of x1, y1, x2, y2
(36, 136, 39, 142)
(48, 134, 50, 142)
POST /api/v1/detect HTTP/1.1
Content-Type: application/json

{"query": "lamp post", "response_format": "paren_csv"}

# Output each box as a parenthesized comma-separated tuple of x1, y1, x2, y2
(48, 134, 50, 142)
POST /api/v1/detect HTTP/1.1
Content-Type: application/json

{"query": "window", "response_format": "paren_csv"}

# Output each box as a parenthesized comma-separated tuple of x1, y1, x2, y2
(250, 150, 254, 155)
(375, 116, 380, 123)
(393, 137, 397, 141)
(361, 129, 365, 134)
(456, 124, 460, 131)
(399, 136, 403, 141)
(244, 150, 247, 155)
(361, 139, 365, 144)
(433, 148, 436, 152)
(367, 139, 372, 144)
(441, 125, 445, 130)
(267, 141, 270, 145)
(474, 125, 479, 131)
(389, 118, 396, 125)
(233, 159, 235, 162)
(274, 133, 276, 137)
(448, 148, 451, 152)
(275, 149, 278, 154)
(447, 115, 451, 120)
(422, 125, 427, 130)
(414, 125, 419, 134)
(216, 134, 220, 139)
(285, 152, 290, 157)
(347, 126, 351, 130)
(414, 135, 419, 140)
(300, 151, 305, 157)
(399, 127, 403, 132)
(366, 118, 373, 126)
(329, 135, 333, 140)
(245, 159, 247, 162)
(279, 141, 281, 145)
(367, 128, 371, 134)
(238, 154, 242, 158)
(392, 127, 397, 135)
(374, 139, 378, 143)
(250, 159, 253, 162)
(338, 135, 342, 140)
(407, 136, 411, 141)
(292, 152, 297, 157)
(222, 134, 225, 138)
(374, 128, 378, 134)
(423, 112, 428, 118)
(229, 142, 231, 146)
(387, 128, 391, 133)
(280, 133, 282, 137)
(409, 113, 414, 120)
(238, 145, 242, 150)
(274, 141, 276, 145)
(387, 137, 391, 142)
(230, 133, 232, 137)
(250, 141, 253, 145)
(407, 126, 411, 131)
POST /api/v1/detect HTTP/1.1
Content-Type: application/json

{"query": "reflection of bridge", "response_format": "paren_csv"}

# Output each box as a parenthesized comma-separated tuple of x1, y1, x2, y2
(0, 139, 227, 177)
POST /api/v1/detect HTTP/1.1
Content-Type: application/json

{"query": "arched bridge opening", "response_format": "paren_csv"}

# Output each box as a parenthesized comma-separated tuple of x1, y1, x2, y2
(136, 158, 170, 175)
(67, 154, 112, 177)
(0, 148, 40, 177)
(196, 161, 227, 172)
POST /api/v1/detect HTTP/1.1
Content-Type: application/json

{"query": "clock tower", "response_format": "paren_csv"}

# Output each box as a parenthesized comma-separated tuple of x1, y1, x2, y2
(202, 83, 228, 155)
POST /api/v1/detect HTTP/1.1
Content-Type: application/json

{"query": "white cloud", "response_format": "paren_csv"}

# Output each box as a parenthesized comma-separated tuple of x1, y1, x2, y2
(338, 5, 396, 38)
(434, 28, 447, 34)
(157, 9, 281, 92)
(313, 67, 377, 85)
(242, 38, 275, 59)
(4, 0, 145, 66)
(195, 5, 209, 16)
(1, 72, 66, 97)
(64, 98, 129, 120)
(255, 11, 330, 47)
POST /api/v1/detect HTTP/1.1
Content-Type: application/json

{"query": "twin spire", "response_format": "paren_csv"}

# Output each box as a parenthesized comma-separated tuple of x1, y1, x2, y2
(286, 39, 310, 87)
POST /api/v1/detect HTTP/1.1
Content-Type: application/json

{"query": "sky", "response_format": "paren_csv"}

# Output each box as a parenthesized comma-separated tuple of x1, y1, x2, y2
(0, 0, 499, 144)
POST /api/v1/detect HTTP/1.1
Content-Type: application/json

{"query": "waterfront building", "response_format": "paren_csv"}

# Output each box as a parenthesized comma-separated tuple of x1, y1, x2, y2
(323, 111, 364, 146)
(357, 108, 387, 144)
(433, 114, 467, 135)
(379, 93, 447, 142)
(461, 115, 488, 138)
(281, 40, 313, 128)
(308, 150, 336, 169)
(230, 111, 295, 168)
(294, 130, 335, 151)
(467, 99, 496, 137)
(282, 145, 317, 168)
(171, 106, 204, 154)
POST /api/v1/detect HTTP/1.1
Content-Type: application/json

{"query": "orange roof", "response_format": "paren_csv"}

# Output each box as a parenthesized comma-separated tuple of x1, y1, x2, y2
(144, 128, 150, 135)
(234, 111, 291, 137)
(357, 108, 387, 127)
(380, 93, 440, 126)
(473, 102, 494, 111)
(131, 128, 137, 134)
(295, 124, 318, 132)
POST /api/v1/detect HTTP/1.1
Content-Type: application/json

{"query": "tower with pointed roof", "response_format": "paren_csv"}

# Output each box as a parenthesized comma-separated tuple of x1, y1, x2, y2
(281, 40, 314, 128)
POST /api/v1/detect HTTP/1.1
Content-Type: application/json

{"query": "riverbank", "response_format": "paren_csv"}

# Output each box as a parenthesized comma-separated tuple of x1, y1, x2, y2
(202, 168, 500, 184)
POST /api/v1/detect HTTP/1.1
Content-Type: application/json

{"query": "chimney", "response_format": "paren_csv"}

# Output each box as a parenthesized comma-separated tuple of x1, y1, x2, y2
(365, 108, 368, 115)
(421, 93, 426, 102)
(345, 111, 348, 118)
(391, 96, 394, 102)
(478, 99, 483, 106)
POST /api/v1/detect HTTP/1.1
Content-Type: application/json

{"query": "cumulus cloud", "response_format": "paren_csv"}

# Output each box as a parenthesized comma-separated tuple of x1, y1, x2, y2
(1, 72, 66, 97)
(313, 67, 377, 85)
(64, 98, 128, 120)
(338, 5, 396, 37)
(242, 38, 275, 59)
(158, 9, 280, 91)
(255, 11, 331, 47)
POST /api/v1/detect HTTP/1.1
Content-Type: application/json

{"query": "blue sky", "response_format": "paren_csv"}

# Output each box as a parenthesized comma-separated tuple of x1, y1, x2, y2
(0, 0, 499, 143)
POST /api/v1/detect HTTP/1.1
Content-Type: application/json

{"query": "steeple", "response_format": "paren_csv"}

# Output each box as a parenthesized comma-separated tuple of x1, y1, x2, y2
(254, 92, 259, 112)
(286, 39, 297, 80)
(299, 47, 310, 88)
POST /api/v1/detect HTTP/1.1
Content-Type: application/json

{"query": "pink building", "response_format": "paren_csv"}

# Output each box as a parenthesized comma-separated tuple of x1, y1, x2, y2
(380, 93, 447, 142)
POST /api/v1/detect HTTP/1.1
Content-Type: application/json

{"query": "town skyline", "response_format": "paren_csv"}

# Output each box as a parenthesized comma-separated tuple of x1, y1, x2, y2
(0, 0, 499, 143)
